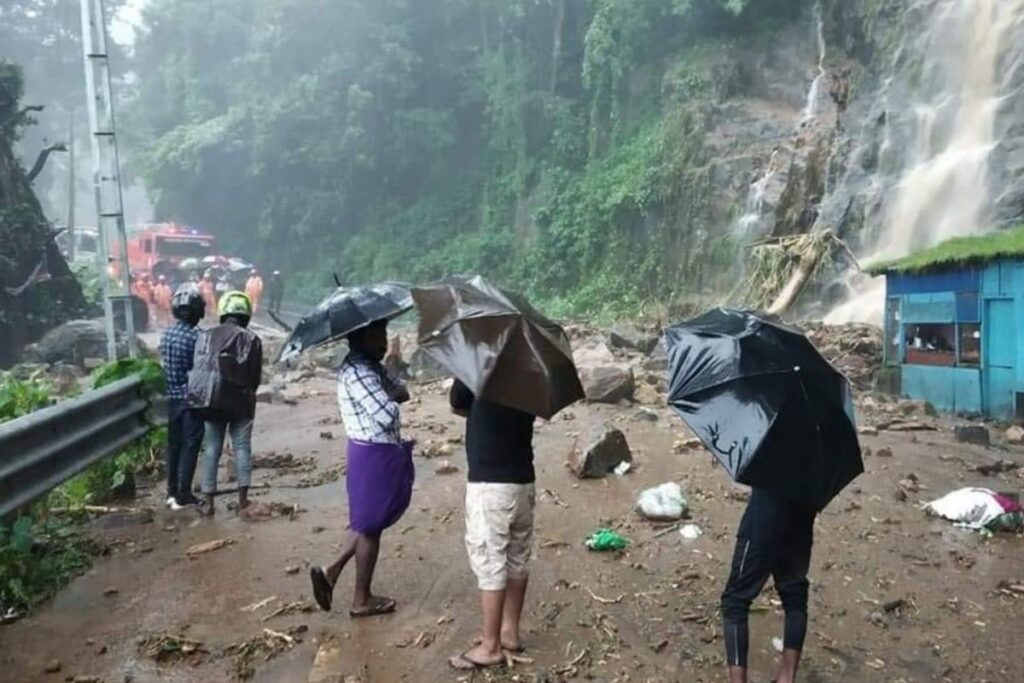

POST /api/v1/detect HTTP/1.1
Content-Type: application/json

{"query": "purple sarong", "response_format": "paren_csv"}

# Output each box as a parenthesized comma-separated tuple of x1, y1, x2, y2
(346, 439, 415, 534)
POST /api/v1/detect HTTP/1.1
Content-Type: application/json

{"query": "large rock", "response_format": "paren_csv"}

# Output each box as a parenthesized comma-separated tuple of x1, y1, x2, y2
(24, 319, 130, 368)
(608, 323, 658, 354)
(571, 426, 632, 479)
(408, 347, 449, 382)
(955, 425, 990, 447)
(1006, 425, 1024, 445)
(578, 364, 635, 404)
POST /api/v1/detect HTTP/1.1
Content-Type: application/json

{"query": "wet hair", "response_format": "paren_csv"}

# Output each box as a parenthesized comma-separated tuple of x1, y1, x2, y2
(347, 319, 387, 351)
(221, 313, 251, 328)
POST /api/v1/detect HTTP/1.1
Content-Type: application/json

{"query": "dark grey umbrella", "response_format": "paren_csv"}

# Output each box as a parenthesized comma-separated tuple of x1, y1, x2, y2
(412, 275, 583, 419)
(277, 282, 412, 362)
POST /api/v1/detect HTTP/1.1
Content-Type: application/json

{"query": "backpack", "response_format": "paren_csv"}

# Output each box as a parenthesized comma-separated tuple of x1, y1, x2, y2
(188, 322, 263, 421)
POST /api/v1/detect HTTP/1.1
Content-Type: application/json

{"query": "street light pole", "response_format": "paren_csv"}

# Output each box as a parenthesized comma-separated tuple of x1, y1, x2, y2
(79, 0, 136, 360)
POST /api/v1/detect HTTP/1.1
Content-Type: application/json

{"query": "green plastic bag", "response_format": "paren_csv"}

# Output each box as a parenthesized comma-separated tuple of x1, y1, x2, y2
(585, 528, 628, 551)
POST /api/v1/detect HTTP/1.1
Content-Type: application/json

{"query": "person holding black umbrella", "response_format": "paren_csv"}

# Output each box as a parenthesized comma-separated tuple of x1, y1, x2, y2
(663, 308, 863, 683)
(309, 319, 414, 618)
(407, 276, 584, 671)
(721, 489, 816, 683)
(447, 379, 537, 671)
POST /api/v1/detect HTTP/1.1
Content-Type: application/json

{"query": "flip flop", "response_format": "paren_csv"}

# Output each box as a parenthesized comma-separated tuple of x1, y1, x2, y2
(349, 596, 396, 618)
(473, 636, 525, 653)
(309, 566, 333, 612)
(448, 651, 505, 671)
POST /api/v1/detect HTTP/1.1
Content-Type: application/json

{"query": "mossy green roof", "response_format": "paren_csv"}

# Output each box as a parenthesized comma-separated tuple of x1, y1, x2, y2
(866, 226, 1024, 275)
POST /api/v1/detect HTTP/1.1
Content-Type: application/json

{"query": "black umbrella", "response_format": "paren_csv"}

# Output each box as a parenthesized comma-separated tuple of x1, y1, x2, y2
(412, 275, 583, 419)
(278, 282, 412, 362)
(664, 308, 862, 510)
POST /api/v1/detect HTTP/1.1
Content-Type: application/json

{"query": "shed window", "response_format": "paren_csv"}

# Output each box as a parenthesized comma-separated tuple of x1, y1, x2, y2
(905, 324, 956, 367)
(958, 324, 981, 366)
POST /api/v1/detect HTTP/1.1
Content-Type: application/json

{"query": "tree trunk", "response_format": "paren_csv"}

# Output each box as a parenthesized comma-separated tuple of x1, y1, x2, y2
(0, 67, 87, 368)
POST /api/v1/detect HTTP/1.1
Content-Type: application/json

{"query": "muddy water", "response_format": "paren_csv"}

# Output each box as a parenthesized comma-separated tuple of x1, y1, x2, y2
(1, 378, 1022, 682)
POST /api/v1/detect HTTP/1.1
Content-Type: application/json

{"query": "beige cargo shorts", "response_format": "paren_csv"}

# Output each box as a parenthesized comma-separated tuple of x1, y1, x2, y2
(464, 482, 536, 591)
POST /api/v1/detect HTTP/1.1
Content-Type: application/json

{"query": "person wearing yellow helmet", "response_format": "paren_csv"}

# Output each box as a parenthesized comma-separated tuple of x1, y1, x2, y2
(188, 290, 262, 515)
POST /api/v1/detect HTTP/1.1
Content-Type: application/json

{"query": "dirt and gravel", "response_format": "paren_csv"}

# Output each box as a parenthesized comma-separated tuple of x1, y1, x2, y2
(1, 325, 1022, 683)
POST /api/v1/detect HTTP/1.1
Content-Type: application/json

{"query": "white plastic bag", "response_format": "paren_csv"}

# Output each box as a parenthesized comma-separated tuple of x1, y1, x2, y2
(924, 487, 1009, 530)
(637, 482, 688, 521)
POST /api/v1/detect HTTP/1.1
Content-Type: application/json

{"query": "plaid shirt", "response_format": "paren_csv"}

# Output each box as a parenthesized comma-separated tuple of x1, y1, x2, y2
(159, 321, 199, 400)
(337, 351, 404, 445)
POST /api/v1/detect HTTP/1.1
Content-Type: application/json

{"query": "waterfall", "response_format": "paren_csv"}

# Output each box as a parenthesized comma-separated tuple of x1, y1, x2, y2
(802, 1, 827, 123)
(826, 0, 1024, 323)
(733, 151, 779, 238)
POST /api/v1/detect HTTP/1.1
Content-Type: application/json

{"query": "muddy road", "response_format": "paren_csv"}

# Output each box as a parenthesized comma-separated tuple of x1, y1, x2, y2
(1, 375, 1022, 683)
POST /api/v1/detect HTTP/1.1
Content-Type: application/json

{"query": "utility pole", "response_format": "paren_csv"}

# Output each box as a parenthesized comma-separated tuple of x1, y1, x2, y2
(66, 111, 76, 263)
(80, 0, 136, 360)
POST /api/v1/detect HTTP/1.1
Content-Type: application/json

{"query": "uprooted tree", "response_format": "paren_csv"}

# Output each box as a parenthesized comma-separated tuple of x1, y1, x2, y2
(731, 230, 860, 316)
(0, 61, 87, 368)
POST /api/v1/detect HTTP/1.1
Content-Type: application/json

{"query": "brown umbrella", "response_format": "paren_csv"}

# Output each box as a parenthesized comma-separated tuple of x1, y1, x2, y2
(412, 275, 584, 419)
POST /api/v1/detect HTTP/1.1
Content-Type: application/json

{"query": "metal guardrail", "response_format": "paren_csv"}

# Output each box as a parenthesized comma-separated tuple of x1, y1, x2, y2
(0, 376, 162, 517)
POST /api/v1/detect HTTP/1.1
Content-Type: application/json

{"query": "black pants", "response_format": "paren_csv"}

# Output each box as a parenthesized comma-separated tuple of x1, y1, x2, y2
(721, 489, 815, 668)
(166, 399, 204, 500)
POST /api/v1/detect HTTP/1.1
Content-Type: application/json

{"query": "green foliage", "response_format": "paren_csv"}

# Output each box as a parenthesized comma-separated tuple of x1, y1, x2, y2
(0, 515, 94, 616)
(0, 373, 53, 424)
(90, 358, 167, 397)
(54, 427, 167, 507)
(127, 0, 809, 318)
(866, 225, 1024, 275)
(71, 263, 104, 307)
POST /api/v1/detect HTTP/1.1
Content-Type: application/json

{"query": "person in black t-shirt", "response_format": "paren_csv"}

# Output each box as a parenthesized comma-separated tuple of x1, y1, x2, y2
(448, 379, 537, 671)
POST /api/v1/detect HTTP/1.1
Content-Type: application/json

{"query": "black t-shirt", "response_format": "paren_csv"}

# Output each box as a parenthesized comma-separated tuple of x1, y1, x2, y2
(450, 380, 536, 484)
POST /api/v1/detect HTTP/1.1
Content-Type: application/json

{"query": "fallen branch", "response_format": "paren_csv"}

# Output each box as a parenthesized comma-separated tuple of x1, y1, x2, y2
(586, 586, 625, 604)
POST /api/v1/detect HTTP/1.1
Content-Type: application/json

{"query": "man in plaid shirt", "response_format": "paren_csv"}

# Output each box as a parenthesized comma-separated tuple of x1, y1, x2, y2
(159, 284, 205, 509)
(310, 321, 414, 618)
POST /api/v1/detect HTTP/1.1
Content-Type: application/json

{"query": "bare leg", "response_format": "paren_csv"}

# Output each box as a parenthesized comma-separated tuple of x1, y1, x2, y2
(728, 666, 747, 683)
(501, 577, 528, 650)
(452, 590, 506, 667)
(326, 532, 359, 586)
(352, 532, 381, 609)
(774, 649, 802, 683)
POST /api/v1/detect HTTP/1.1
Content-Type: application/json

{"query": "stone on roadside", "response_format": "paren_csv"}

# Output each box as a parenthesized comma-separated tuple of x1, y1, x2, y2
(408, 347, 449, 382)
(578, 364, 635, 404)
(859, 426, 879, 437)
(637, 482, 688, 521)
(900, 400, 937, 418)
(1005, 425, 1024, 445)
(434, 460, 459, 475)
(634, 383, 663, 406)
(608, 323, 658, 354)
(44, 659, 61, 673)
(876, 446, 893, 458)
(256, 387, 281, 404)
(571, 426, 632, 479)
(285, 565, 301, 575)
(955, 425, 990, 447)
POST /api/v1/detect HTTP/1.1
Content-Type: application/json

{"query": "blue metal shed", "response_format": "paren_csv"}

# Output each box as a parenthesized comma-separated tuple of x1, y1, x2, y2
(871, 229, 1024, 419)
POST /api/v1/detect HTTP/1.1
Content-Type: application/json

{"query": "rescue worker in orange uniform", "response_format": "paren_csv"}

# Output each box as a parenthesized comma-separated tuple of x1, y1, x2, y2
(153, 275, 173, 327)
(132, 273, 155, 330)
(245, 269, 264, 314)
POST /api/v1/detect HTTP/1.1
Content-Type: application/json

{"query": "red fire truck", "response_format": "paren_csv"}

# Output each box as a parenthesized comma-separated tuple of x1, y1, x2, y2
(124, 222, 216, 277)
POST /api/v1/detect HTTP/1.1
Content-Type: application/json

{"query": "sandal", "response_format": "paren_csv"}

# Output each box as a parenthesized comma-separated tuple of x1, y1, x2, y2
(309, 566, 333, 612)
(449, 651, 505, 671)
(349, 596, 396, 618)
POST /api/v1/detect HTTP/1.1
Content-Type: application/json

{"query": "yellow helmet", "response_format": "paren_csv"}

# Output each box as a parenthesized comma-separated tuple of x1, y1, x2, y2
(218, 290, 253, 317)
